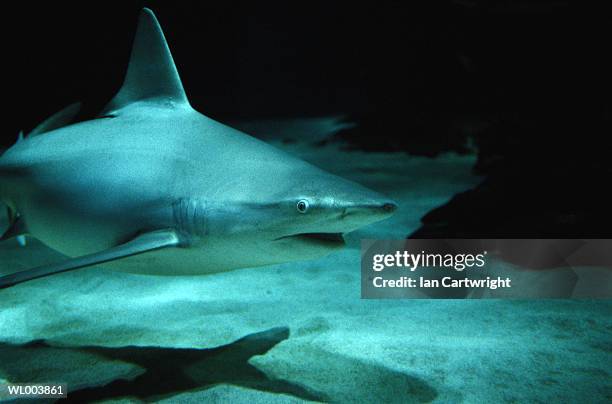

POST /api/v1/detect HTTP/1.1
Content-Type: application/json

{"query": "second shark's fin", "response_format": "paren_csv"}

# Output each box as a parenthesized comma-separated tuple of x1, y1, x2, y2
(0, 229, 182, 290)
(102, 8, 189, 115)
(28, 102, 82, 137)
(1, 213, 29, 246)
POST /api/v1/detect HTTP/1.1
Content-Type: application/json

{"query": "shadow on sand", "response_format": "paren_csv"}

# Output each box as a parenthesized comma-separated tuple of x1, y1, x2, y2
(0, 327, 325, 402)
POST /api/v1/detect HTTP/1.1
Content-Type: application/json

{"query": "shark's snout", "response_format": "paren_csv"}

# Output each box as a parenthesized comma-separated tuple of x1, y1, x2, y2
(340, 199, 397, 220)
(382, 202, 398, 213)
(319, 189, 397, 236)
(364, 201, 398, 215)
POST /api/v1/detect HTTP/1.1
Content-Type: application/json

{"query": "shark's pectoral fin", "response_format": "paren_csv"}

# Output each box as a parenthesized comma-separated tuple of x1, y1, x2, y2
(0, 229, 182, 290)
(101, 8, 189, 115)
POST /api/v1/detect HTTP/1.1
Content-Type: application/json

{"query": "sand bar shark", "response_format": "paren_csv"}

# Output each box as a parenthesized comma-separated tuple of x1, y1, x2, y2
(0, 8, 396, 289)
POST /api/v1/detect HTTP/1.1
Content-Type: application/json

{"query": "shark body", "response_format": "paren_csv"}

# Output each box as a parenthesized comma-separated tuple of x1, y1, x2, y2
(0, 9, 396, 288)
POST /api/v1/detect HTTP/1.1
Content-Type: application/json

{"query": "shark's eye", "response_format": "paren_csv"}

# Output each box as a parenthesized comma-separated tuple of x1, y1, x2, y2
(296, 199, 309, 213)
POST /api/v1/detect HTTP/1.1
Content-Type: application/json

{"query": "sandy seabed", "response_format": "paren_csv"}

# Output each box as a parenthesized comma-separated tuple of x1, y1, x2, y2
(0, 117, 610, 403)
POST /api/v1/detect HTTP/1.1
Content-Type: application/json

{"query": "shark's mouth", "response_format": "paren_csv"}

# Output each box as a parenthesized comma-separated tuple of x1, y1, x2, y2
(275, 232, 345, 246)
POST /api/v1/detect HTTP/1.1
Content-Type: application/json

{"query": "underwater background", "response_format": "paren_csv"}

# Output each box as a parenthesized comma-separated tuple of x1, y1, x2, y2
(1, 118, 610, 403)
(1, 1, 611, 403)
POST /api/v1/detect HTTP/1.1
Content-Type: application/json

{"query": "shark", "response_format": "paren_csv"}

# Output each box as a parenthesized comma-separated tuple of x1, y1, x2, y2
(0, 8, 396, 289)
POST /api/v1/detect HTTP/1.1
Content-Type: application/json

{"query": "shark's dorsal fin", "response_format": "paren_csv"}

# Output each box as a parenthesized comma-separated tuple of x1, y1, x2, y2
(28, 102, 81, 137)
(102, 8, 189, 115)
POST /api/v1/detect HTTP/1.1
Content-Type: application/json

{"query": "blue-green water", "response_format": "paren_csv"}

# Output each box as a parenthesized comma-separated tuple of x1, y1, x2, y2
(0, 118, 610, 403)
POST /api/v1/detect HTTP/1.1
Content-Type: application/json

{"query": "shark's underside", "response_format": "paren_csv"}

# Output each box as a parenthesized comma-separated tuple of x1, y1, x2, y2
(0, 8, 396, 289)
